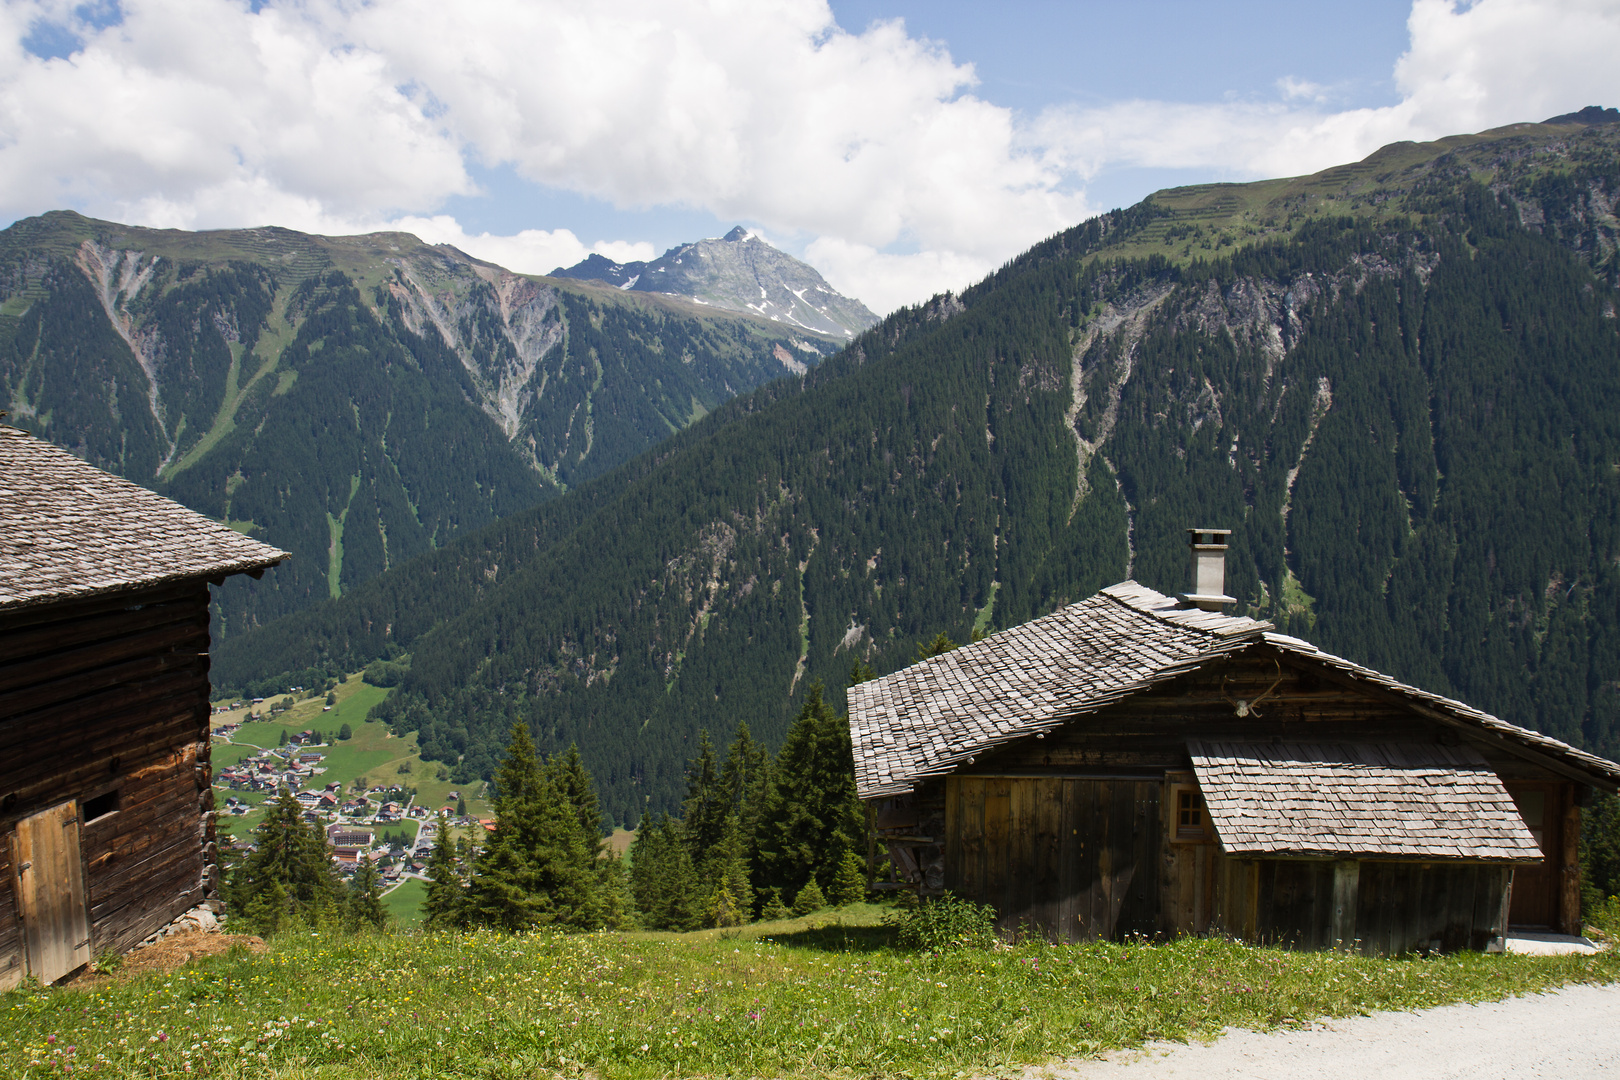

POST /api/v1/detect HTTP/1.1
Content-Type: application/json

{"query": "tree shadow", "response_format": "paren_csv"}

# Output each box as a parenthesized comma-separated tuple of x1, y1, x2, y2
(760, 918, 899, 953)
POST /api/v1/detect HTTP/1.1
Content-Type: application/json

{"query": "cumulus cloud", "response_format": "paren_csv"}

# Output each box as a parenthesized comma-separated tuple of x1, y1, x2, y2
(0, 0, 1617, 315)
(391, 215, 655, 275)
(1032, 0, 1620, 186)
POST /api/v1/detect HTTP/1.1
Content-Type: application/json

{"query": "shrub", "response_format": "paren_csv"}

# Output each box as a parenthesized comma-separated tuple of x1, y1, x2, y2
(1586, 894, 1620, 942)
(791, 878, 827, 916)
(759, 887, 790, 921)
(885, 892, 999, 951)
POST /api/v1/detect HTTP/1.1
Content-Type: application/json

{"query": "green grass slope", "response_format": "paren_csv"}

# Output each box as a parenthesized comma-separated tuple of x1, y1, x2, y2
(4, 919, 1616, 1078)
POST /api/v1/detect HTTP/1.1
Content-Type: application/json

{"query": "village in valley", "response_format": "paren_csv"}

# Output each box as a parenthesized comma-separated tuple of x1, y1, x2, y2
(206, 674, 492, 925)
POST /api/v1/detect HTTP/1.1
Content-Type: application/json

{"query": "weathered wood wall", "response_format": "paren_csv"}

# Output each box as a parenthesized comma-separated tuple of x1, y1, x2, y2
(945, 776, 1160, 942)
(0, 581, 216, 983)
(1205, 858, 1511, 953)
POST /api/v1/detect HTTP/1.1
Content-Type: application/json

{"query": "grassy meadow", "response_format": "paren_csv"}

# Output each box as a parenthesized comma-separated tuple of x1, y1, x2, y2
(3, 903, 1616, 1080)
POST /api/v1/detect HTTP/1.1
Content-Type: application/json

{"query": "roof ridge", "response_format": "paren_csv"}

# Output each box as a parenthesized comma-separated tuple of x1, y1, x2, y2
(1261, 632, 1620, 787)
(1101, 579, 1273, 638)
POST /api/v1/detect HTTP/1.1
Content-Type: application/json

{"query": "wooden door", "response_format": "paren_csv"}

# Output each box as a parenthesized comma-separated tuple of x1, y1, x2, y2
(1505, 784, 1558, 929)
(13, 802, 92, 984)
(945, 776, 1160, 942)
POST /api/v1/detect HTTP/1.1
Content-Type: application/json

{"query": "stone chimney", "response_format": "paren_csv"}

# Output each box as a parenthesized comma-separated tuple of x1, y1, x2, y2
(1183, 528, 1235, 612)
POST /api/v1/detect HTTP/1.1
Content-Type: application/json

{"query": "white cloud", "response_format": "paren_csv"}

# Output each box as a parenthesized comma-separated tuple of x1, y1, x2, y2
(389, 215, 655, 275)
(0, 0, 1616, 316)
(1276, 77, 1328, 103)
(1032, 0, 1620, 186)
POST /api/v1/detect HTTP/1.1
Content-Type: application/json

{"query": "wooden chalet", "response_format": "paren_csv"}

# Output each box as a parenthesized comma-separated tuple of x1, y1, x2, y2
(0, 426, 285, 987)
(849, 531, 1620, 954)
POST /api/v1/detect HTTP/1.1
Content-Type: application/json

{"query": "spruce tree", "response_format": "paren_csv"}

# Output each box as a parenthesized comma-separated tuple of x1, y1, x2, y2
(759, 887, 790, 921)
(917, 632, 957, 660)
(718, 722, 772, 856)
(681, 731, 726, 855)
(791, 878, 827, 916)
(463, 724, 603, 931)
(551, 743, 603, 843)
(423, 811, 465, 929)
(829, 851, 867, 906)
(628, 813, 703, 930)
(231, 789, 340, 933)
(346, 857, 388, 931)
(753, 682, 865, 904)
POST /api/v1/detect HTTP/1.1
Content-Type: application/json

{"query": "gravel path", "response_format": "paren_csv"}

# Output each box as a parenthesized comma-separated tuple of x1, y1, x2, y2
(1038, 982, 1620, 1079)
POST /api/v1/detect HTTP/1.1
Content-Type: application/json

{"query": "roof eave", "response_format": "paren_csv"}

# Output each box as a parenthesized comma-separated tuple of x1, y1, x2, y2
(0, 552, 290, 615)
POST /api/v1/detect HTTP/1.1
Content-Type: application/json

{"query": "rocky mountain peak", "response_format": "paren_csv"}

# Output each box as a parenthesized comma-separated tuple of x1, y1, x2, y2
(552, 227, 878, 339)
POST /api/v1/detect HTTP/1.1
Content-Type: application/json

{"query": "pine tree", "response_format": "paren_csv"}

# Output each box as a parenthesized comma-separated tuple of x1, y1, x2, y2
(753, 682, 865, 904)
(346, 857, 388, 931)
(423, 811, 465, 929)
(829, 850, 867, 906)
(230, 789, 340, 933)
(791, 878, 827, 916)
(338, 722, 352, 740)
(463, 724, 604, 931)
(759, 887, 790, 921)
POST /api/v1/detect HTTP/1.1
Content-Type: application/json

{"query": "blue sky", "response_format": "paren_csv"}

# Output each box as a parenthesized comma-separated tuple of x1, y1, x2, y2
(2, 0, 1617, 312)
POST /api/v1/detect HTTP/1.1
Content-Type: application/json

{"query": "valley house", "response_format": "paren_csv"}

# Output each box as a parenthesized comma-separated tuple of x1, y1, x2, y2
(850, 530, 1620, 954)
(0, 426, 286, 987)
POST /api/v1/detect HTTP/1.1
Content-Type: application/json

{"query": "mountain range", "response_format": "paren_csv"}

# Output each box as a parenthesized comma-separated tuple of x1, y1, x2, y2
(0, 215, 850, 633)
(552, 226, 878, 340)
(207, 116, 1620, 829)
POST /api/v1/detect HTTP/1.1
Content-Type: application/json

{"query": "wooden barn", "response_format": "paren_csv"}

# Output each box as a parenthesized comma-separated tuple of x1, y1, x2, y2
(0, 426, 285, 987)
(849, 531, 1620, 954)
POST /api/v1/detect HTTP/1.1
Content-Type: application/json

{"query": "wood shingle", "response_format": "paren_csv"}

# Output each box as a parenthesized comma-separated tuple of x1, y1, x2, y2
(0, 426, 286, 610)
(1188, 739, 1543, 861)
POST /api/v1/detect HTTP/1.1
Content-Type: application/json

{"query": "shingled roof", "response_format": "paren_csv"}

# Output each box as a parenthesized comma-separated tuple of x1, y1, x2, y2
(848, 581, 1269, 798)
(0, 425, 287, 611)
(849, 579, 1620, 799)
(1188, 739, 1542, 861)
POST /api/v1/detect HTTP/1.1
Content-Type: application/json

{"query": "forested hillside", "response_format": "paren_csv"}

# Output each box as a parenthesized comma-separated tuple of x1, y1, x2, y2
(0, 213, 838, 633)
(215, 119, 1620, 828)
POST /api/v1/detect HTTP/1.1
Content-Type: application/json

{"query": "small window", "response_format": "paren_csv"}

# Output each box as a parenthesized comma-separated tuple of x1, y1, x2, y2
(83, 790, 119, 823)
(1177, 789, 1207, 838)
(1167, 777, 1213, 843)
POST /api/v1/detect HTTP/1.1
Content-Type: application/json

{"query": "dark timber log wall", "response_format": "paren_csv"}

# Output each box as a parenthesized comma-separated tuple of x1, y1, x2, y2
(0, 581, 216, 986)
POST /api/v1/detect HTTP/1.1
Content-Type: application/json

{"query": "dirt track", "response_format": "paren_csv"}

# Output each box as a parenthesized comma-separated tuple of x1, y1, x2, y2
(1040, 982, 1620, 1079)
